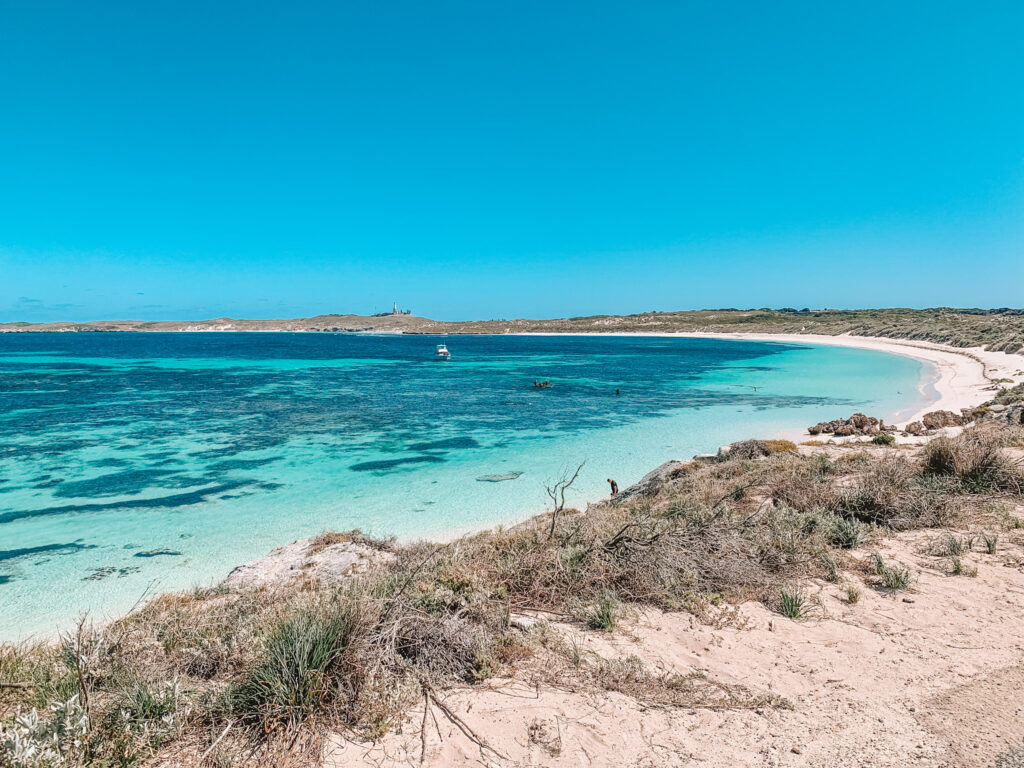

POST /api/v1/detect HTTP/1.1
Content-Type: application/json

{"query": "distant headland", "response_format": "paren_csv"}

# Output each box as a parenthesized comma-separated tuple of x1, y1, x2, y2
(2, 307, 1022, 355)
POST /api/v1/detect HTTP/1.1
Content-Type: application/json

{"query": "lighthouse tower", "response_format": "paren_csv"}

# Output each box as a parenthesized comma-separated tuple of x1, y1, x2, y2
(393, 301, 398, 315)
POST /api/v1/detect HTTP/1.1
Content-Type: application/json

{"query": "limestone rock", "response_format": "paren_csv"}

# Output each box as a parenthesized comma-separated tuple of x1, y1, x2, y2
(921, 410, 964, 429)
(510, 614, 541, 631)
(808, 413, 883, 437)
(617, 460, 687, 502)
(223, 535, 392, 590)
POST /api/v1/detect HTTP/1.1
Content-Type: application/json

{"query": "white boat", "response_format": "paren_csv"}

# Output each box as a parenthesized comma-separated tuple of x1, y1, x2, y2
(434, 343, 451, 361)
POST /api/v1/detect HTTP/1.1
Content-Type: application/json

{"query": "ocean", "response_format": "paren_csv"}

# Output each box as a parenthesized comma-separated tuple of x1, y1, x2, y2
(0, 332, 930, 639)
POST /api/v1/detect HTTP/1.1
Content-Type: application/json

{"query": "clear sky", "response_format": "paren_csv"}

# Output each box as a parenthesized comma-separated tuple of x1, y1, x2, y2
(2, 1, 1022, 322)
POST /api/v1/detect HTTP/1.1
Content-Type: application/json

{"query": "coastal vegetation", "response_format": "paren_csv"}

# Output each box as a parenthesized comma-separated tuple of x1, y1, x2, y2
(3, 420, 1023, 767)
(3, 307, 1023, 354)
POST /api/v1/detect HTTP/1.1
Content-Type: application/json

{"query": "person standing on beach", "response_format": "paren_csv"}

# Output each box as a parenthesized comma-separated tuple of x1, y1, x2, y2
(607, 478, 618, 497)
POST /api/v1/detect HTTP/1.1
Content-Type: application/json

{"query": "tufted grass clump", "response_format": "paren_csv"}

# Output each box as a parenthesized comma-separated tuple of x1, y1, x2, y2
(586, 590, 621, 631)
(819, 552, 841, 583)
(873, 555, 913, 594)
(934, 533, 968, 557)
(778, 587, 806, 619)
(828, 515, 868, 549)
(229, 606, 357, 732)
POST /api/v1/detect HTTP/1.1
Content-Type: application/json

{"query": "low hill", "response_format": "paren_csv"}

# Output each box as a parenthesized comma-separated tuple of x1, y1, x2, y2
(2, 307, 1022, 354)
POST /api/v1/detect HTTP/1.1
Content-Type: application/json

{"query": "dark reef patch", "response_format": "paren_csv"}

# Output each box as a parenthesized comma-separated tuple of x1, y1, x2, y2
(477, 472, 523, 482)
(209, 457, 280, 471)
(89, 457, 133, 469)
(55, 468, 183, 498)
(0, 541, 95, 563)
(0, 481, 256, 524)
(0, 575, 12, 585)
(141, 451, 179, 462)
(133, 549, 183, 558)
(84, 565, 141, 580)
(349, 455, 446, 472)
(406, 436, 480, 452)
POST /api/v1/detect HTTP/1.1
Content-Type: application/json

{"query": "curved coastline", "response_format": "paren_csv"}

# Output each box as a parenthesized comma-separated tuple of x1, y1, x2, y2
(3, 333, 1016, 642)
(515, 331, 1020, 427)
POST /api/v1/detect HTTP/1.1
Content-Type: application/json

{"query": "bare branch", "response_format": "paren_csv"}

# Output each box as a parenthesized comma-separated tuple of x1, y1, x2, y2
(545, 461, 586, 539)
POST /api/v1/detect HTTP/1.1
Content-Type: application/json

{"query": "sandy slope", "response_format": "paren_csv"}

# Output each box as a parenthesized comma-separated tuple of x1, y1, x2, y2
(328, 522, 1024, 768)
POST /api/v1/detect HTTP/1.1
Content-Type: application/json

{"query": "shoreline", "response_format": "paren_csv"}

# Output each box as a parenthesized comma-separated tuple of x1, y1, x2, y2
(216, 333, 1019, 592)
(405, 332, 1020, 548)
(5, 333, 1019, 643)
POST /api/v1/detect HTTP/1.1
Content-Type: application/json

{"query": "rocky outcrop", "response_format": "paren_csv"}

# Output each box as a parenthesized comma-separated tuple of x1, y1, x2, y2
(904, 421, 925, 436)
(617, 460, 687, 502)
(808, 413, 892, 437)
(979, 402, 1024, 427)
(223, 533, 393, 590)
(921, 410, 964, 429)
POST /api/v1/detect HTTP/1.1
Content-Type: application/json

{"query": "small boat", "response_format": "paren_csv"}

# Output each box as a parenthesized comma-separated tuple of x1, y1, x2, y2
(434, 343, 451, 361)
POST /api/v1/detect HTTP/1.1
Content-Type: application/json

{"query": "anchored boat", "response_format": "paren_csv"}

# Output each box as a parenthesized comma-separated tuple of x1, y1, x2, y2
(434, 343, 451, 361)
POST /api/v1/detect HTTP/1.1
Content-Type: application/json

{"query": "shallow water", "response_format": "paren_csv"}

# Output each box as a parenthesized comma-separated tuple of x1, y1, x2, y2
(0, 333, 928, 639)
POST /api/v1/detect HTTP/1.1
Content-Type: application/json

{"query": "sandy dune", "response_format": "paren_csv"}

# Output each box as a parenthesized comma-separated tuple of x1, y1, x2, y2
(329, 523, 1024, 768)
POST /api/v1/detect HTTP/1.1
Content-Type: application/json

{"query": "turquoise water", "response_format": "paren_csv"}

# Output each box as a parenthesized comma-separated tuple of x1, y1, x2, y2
(0, 333, 929, 640)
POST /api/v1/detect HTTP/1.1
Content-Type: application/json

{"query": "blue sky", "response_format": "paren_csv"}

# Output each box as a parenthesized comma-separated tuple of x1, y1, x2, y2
(1, 1, 1022, 321)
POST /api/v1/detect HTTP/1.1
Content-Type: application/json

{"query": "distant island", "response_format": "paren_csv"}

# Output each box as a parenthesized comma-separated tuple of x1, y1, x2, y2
(3, 307, 1023, 354)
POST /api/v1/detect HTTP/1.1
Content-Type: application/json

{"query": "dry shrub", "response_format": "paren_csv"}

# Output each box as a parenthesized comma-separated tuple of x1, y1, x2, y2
(307, 529, 396, 556)
(726, 439, 796, 461)
(761, 439, 799, 454)
(923, 425, 1023, 493)
(586, 654, 786, 710)
(839, 456, 962, 529)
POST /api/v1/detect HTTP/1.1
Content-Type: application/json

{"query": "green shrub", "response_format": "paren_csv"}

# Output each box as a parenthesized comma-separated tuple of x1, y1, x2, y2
(872, 434, 895, 446)
(828, 516, 867, 549)
(725, 439, 797, 461)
